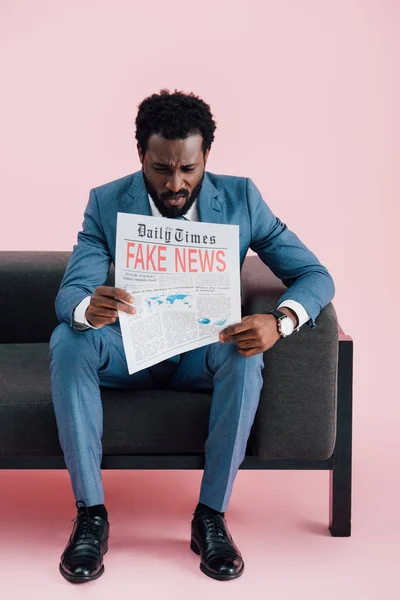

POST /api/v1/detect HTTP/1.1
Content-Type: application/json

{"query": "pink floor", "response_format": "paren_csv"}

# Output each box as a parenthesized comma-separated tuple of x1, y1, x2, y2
(0, 454, 398, 600)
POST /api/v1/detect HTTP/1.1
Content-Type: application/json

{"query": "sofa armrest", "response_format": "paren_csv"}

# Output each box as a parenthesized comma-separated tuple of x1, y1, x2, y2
(338, 323, 352, 342)
(241, 255, 339, 460)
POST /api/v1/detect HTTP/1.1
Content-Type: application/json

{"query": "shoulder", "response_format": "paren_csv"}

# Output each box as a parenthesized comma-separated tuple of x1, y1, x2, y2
(204, 172, 262, 210)
(91, 172, 138, 199)
(205, 171, 248, 192)
(205, 172, 263, 202)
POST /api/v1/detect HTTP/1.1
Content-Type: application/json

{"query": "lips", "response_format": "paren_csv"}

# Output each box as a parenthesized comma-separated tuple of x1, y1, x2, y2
(165, 194, 187, 205)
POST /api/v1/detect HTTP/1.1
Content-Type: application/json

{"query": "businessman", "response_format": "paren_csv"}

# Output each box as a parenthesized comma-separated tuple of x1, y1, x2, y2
(50, 89, 335, 583)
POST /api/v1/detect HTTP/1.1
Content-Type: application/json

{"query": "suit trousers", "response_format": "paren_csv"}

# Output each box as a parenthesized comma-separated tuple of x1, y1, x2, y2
(49, 322, 264, 512)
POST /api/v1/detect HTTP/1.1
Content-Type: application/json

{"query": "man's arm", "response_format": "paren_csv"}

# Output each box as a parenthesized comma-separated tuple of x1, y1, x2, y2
(246, 177, 335, 328)
(72, 296, 101, 330)
(220, 182, 333, 355)
(55, 188, 112, 330)
(277, 299, 310, 330)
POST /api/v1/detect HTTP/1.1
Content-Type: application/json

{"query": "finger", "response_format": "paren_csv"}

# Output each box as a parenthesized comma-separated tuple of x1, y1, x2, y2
(91, 296, 135, 314)
(87, 306, 119, 319)
(114, 297, 134, 308)
(221, 329, 258, 343)
(87, 316, 118, 327)
(220, 323, 252, 341)
(237, 346, 264, 357)
(237, 338, 261, 349)
(221, 315, 257, 335)
(94, 286, 134, 303)
(116, 303, 136, 315)
(220, 318, 253, 337)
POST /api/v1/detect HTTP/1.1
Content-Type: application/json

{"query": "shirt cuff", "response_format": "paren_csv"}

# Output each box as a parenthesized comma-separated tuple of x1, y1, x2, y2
(277, 300, 311, 332)
(73, 296, 100, 329)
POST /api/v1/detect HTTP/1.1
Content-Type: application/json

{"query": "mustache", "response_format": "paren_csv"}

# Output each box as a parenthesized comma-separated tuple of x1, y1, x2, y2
(160, 189, 189, 201)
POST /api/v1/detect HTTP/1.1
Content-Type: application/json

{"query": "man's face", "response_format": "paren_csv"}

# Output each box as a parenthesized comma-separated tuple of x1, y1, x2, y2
(138, 133, 209, 218)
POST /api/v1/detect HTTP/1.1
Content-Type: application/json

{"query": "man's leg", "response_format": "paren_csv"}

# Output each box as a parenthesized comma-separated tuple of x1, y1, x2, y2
(49, 322, 163, 583)
(169, 340, 264, 580)
(49, 322, 159, 507)
(169, 340, 264, 512)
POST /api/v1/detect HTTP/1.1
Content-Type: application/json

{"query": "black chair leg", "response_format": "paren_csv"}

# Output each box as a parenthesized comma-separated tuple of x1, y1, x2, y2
(329, 337, 353, 537)
(329, 459, 351, 536)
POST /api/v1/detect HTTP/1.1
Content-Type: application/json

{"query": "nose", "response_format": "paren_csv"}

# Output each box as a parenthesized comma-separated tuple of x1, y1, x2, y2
(165, 171, 184, 194)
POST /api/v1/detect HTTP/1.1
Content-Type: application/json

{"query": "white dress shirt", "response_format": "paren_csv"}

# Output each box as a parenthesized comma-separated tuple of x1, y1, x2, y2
(73, 195, 311, 332)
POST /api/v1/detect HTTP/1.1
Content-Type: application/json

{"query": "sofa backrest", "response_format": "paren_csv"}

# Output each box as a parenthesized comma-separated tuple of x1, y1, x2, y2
(0, 251, 285, 344)
(0, 251, 116, 343)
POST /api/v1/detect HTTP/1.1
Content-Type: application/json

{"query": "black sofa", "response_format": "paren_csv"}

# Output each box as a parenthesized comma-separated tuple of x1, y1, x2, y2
(0, 251, 353, 536)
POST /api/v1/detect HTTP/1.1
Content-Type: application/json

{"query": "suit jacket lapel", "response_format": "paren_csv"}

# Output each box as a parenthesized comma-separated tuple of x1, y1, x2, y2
(119, 170, 152, 216)
(197, 172, 223, 224)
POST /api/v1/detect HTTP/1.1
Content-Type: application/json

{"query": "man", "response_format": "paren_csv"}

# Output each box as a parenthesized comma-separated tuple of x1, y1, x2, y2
(50, 89, 335, 583)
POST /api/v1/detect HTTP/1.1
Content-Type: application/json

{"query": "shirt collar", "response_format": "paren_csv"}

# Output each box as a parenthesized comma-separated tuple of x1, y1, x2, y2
(147, 194, 197, 221)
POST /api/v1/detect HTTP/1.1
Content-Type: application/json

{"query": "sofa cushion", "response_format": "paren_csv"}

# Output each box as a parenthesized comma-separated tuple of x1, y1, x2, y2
(0, 343, 224, 457)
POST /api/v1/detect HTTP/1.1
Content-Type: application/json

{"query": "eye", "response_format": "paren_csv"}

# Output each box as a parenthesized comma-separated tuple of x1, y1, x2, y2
(181, 167, 196, 173)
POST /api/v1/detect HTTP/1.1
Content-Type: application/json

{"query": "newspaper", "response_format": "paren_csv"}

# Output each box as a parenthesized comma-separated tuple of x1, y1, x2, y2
(115, 213, 241, 374)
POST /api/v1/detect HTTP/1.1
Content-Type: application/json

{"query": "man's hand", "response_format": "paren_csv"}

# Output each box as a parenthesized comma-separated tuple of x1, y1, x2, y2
(85, 286, 135, 328)
(219, 308, 297, 357)
(219, 314, 280, 357)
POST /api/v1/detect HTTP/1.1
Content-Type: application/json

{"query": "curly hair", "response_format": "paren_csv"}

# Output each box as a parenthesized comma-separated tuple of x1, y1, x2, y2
(135, 89, 217, 155)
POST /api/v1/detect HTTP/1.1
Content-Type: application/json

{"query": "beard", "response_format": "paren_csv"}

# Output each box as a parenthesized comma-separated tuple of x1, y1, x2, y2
(143, 170, 205, 218)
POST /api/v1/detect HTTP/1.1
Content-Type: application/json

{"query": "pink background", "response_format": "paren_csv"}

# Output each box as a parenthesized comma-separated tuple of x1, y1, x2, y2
(0, 1, 399, 596)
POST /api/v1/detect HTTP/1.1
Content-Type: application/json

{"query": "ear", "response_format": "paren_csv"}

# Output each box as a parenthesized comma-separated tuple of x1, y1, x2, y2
(137, 143, 144, 164)
(204, 148, 210, 166)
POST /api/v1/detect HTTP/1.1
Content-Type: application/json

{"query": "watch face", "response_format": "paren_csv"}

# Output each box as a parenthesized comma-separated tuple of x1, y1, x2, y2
(280, 317, 294, 335)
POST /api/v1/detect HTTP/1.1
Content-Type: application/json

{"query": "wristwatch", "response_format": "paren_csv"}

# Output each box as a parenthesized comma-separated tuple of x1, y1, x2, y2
(267, 309, 295, 338)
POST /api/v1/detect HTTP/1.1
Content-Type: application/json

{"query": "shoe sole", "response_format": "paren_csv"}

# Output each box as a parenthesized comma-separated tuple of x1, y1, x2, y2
(190, 537, 244, 581)
(59, 547, 108, 583)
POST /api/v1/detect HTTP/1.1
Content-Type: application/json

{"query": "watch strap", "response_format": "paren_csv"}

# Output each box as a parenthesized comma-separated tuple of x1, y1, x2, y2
(267, 309, 291, 338)
(267, 309, 287, 321)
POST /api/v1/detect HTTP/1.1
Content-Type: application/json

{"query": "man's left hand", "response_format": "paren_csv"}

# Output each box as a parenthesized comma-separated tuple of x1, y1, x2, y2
(219, 309, 297, 357)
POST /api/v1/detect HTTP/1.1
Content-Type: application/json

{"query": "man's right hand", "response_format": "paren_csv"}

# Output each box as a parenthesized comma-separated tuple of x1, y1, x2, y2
(85, 286, 135, 328)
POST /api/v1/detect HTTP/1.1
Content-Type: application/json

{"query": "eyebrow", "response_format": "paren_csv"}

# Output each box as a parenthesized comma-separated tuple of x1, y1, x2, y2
(152, 162, 197, 168)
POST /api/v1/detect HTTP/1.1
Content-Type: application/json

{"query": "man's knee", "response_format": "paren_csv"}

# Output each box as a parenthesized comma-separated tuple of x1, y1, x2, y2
(49, 321, 94, 358)
(50, 322, 70, 349)
(210, 341, 264, 371)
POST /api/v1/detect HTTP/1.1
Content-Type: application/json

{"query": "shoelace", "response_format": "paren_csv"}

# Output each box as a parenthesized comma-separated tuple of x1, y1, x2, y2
(71, 500, 99, 541)
(197, 513, 230, 542)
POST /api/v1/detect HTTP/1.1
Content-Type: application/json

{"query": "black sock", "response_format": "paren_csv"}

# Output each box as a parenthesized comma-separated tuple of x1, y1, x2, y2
(78, 503, 108, 521)
(194, 502, 225, 517)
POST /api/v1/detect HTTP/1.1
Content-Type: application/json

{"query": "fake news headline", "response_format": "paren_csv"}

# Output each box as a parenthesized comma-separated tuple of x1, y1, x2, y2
(124, 222, 227, 273)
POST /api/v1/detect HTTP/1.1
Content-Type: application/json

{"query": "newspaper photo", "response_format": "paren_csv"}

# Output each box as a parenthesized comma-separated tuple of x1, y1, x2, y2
(115, 213, 241, 374)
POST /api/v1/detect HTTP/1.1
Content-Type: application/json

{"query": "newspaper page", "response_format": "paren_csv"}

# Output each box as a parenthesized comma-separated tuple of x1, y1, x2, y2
(115, 213, 241, 374)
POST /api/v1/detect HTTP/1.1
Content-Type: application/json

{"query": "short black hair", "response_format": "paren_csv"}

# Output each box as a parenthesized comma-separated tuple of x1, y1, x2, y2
(135, 89, 217, 155)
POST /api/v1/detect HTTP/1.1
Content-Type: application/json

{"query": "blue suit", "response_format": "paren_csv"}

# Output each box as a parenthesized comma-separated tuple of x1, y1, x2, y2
(49, 170, 334, 511)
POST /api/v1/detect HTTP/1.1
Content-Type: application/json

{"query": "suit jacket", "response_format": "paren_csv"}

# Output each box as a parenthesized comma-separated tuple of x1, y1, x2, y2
(55, 170, 335, 331)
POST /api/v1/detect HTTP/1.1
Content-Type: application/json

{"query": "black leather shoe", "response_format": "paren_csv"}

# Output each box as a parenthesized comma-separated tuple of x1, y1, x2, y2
(190, 511, 244, 580)
(59, 502, 109, 583)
